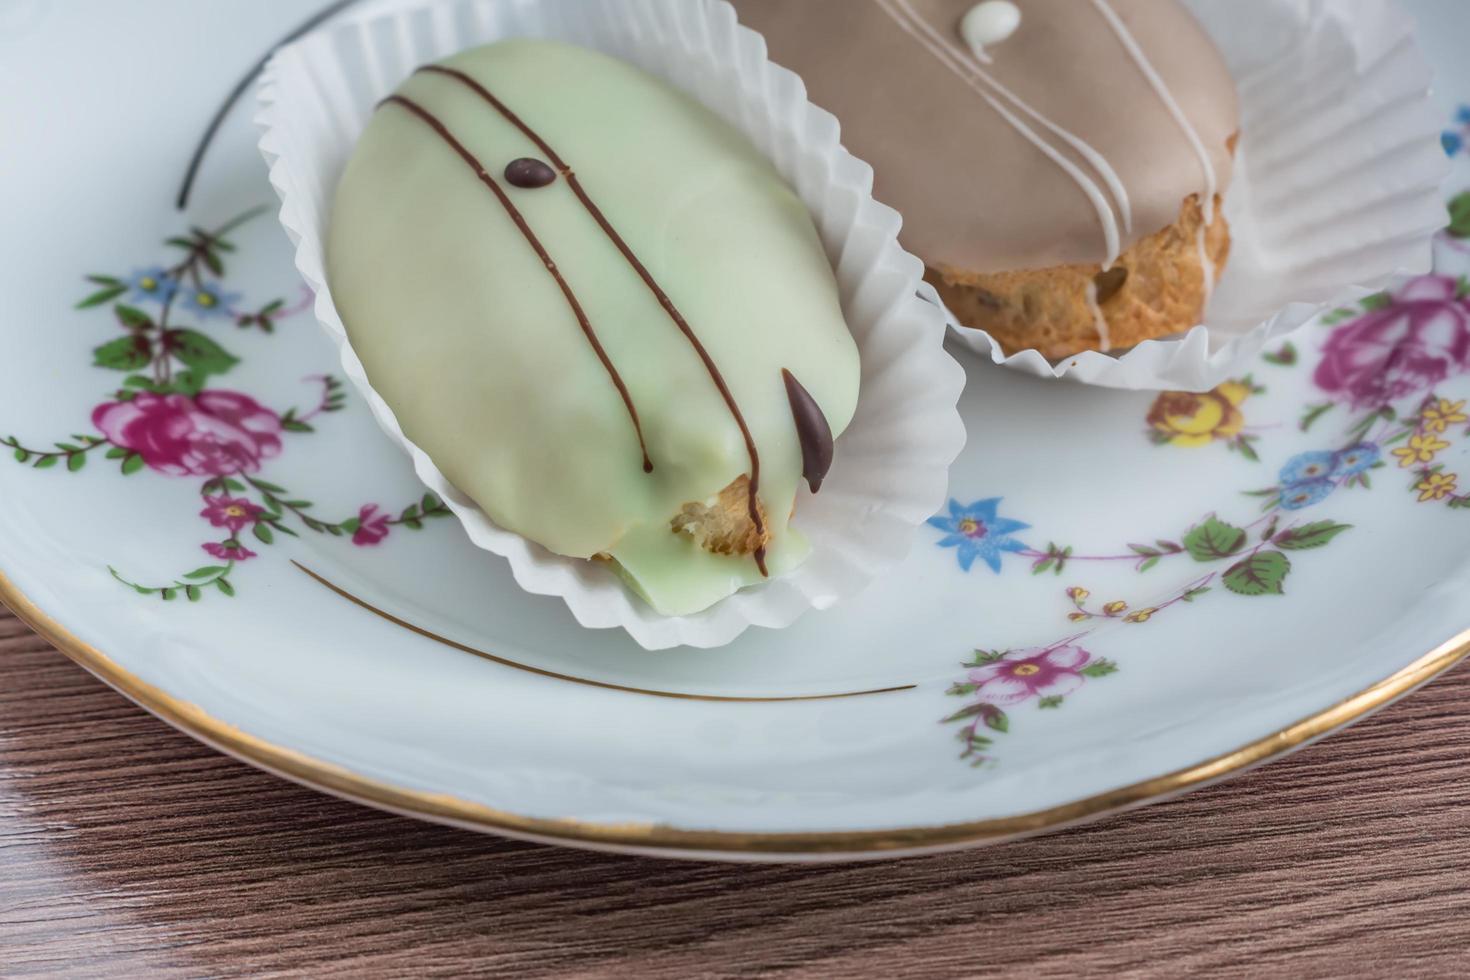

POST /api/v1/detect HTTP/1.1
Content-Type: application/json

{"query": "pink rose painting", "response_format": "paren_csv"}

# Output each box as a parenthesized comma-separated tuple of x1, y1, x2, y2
(1315, 276, 1470, 408)
(93, 390, 283, 477)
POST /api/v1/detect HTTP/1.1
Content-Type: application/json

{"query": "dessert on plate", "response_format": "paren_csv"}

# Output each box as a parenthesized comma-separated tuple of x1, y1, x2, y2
(733, 0, 1240, 359)
(328, 39, 861, 617)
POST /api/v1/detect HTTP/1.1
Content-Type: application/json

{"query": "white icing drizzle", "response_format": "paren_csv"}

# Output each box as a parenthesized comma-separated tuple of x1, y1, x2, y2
(1088, 0, 1218, 224)
(960, 2, 1020, 64)
(1195, 223, 1216, 306)
(875, 0, 1134, 267)
(1085, 279, 1112, 350)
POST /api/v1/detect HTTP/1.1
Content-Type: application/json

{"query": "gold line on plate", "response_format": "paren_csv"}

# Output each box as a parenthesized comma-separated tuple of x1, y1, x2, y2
(3, 563, 1468, 858)
(290, 561, 916, 703)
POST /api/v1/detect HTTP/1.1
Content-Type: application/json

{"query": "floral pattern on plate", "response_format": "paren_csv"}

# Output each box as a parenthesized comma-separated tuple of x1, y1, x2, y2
(1145, 378, 1264, 460)
(2, 209, 451, 601)
(5, 65, 1469, 802)
(935, 128, 1470, 764)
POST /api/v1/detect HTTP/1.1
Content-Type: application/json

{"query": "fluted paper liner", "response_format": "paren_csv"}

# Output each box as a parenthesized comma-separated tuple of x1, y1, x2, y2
(256, 0, 967, 649)
(942, 0, 1449, 390)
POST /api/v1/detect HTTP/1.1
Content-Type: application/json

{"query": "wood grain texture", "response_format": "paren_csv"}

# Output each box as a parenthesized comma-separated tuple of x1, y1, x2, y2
(2, 604, 1469, 978)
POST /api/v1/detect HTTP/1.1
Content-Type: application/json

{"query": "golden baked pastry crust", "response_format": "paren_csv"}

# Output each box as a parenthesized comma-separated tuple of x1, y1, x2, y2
(669, 475, 771, 557)
(926, 195, 1231, 360)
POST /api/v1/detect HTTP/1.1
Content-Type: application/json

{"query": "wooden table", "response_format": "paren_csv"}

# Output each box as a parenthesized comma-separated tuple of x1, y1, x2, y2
(3, 604, 1468, 977)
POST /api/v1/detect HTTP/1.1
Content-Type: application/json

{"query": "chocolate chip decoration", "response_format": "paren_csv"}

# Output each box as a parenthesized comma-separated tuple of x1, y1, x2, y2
(781, 369, 834, 494)
(504, 157, 557, 188)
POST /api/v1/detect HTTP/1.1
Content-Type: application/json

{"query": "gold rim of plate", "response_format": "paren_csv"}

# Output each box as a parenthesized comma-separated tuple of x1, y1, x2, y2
(4, 566, 1466, 857)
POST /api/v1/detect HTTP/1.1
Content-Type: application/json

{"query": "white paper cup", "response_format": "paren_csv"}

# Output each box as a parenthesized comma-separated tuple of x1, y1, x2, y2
(256, 0, 967, 650)
(939, 0, 1450, 391)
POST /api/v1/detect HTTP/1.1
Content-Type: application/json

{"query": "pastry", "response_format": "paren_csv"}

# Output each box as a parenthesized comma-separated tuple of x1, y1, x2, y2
(732, 0, 1240, 358)
(328, 39, 860, 616)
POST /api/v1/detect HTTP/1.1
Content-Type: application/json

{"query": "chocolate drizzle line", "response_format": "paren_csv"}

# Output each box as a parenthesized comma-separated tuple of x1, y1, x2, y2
(781, 369, 835, 494)
(419, 64, 771, 576)
(380, 94, 652, 474)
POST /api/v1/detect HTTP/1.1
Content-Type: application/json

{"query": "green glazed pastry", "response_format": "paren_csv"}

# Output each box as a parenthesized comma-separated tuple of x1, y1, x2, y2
(328, 39, 860, 616)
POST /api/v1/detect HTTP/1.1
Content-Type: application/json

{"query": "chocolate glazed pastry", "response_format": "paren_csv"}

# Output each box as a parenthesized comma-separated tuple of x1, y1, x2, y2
(731, 0, 1239, 359)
